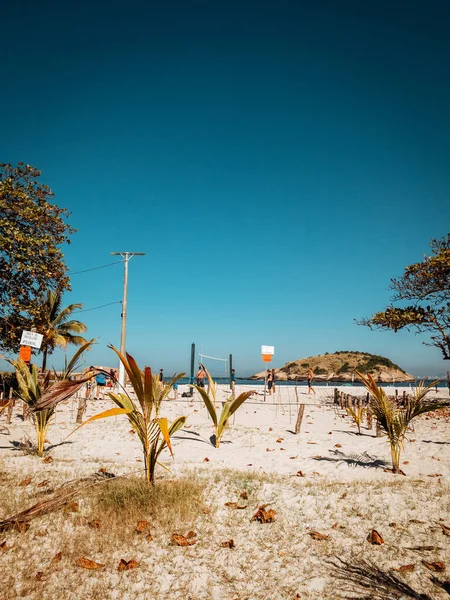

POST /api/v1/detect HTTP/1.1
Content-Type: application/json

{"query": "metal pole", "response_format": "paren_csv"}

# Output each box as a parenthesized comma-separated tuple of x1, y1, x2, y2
(111, 252, 145, 387)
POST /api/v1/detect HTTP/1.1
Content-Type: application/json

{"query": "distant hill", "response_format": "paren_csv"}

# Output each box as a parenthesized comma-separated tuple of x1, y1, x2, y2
(250, 351, 414, 382)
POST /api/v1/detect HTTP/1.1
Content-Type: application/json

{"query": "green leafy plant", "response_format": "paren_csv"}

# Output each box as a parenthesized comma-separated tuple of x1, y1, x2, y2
(194, 366, 253, 448)
(74, 346, 186, 484)
(357, 371, 450, 473)
(5, 340, 94, 456)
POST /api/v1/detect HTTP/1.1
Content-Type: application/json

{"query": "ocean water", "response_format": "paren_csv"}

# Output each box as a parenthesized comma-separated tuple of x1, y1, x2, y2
(173, 377, 449, 388)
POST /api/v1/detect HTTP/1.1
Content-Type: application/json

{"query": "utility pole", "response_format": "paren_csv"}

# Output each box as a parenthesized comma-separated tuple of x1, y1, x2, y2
(111, 252, 145, 387)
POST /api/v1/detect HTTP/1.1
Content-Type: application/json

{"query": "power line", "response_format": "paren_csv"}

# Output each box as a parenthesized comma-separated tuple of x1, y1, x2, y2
(74, 300, 122, 313)
(68, 260, 123, 275)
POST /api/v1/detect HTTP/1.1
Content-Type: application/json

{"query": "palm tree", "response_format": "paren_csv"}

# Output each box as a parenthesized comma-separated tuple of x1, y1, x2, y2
(38, 289, 87, 371)
(357, 371, 450, 473)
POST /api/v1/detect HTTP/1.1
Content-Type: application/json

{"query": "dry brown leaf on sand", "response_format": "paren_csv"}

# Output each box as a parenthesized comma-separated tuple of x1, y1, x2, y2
(266, 448, 275, 452)
(422, 560, 445, 572)
(289, 455, 298, 459)
(409, 519, 425, 524)
(393, 564, 415, 573)
(0, 541, 13, 551)
(19, 478, 32, 487)
(308, 531, 329, 541)
(136, 520, 149, 533)
(334, 444, 342, 448)
(225, 502, 237, 508)
(14, 522, 30, 534)
(50, 551, 63, 566)
(221, 539, 235, 548)
(171, 532, 197, 546)
(118, 558, 139, 571)
(440, 523, 450, 536)
(43, 456, 53, 464)
(76, 557, 104, 569)
(203, 457, 210, 462)
(367, 530, 384, 545)
(276, 437, 284, 443)
(240, 491, 248, 500)
(296, 470, 305, 477)
(37, 480, 49, 488)
(251, 505, 276, 524)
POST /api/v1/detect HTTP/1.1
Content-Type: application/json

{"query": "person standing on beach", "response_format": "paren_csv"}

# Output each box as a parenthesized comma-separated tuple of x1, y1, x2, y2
(95, 371, 107, 400)
(267, 370, 274, 395)
(307, 367, 316, 395)
(159, 369, 164, 383)
(230, 369, 236, 392)
(196, 365, 206, 388)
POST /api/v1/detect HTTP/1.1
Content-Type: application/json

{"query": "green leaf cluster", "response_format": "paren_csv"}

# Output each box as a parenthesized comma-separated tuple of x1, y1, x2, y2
(0, 163, 75, 353)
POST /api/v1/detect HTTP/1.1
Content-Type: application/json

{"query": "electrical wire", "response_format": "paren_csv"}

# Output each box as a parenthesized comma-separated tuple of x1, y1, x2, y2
(68, 260, 123, 275)
(74, 300, 122, 313)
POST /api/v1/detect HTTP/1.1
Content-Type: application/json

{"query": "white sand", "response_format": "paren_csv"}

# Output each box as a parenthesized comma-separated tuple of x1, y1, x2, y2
(1, 384, 450, 599)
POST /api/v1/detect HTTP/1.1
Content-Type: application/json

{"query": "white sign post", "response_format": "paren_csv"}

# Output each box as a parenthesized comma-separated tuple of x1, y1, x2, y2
(20, 330, 43, 350)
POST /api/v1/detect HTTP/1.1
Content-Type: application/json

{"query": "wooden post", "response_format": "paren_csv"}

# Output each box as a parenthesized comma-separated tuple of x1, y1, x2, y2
(375, 418, 383, 437)
(334, 388, 339, 404)
(6, 387, 14, 425)
(295, 404, 305, 435)
(76, 397, 87, 424)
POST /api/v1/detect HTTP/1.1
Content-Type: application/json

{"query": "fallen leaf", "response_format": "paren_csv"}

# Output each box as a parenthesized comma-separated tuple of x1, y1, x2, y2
(129, 429, 136, 434)
(171, 532, 197, 546)
(88, 520, 101, 529)
(308, 531, 329, 541)
(268, 427, 273, 431)
(251, 505, 276, 524)
(240, 491, 248, 500)
(409, 519, 425, 524)
(440, 524, 450, 536)
(202, 507, 211, 514)
(403, 461, 409, 464)
(289, 456, 298, 459)
(334, 444, 342, 448)
(221, 539, 234, 548)
(14, 522, 30, 533)
(276, 437, 284, 443)
(50, 551, 63, 566)
(266, 448, 275, 452)
(35, 571, 44, 581)
(296, 470, 305, 477)
(76, 557, 104, 569)
(367, 530, 384, 545)
(393, 564, 415, 573)
(422, 560, 445, 572)
(328, 432, 333, 435)
(186, 531, 196, 539)
(225, 502, 237, 508)
(428, 473, 442, 477)
(307, 442, 317, 445)
(136, 520, 149, 533)
(0, 540, 13, 551)
(37, 480, 49, 488)
(203, 457, 210, 462)
(19, 478, 32, 487)
(118, 558, 139, 571)
(43, 456, 53, 464)
(280, 447, 286, 451)
(65, 501, 79, 513)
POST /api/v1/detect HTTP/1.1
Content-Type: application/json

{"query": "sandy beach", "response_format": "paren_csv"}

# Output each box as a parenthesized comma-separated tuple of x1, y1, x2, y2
(1, 384, 450, 599)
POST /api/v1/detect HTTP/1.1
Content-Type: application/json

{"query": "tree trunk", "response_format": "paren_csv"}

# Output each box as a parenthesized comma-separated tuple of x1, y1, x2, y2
(295, 404, 305, 435)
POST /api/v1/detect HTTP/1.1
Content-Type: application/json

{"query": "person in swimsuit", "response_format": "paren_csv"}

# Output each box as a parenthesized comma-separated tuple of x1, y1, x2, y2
(307, 367, 316, 395)
(196, 365, 206, 388)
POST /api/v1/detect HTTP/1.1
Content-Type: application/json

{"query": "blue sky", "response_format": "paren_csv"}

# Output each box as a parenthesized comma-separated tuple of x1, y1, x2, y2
(3, 0, 450, 376)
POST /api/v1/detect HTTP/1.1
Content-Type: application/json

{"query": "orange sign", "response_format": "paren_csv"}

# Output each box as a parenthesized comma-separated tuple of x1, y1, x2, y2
(262, 354, 272, 363)
(19, 346, 32, 363)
